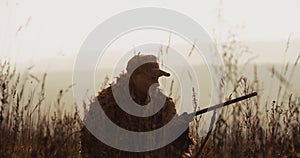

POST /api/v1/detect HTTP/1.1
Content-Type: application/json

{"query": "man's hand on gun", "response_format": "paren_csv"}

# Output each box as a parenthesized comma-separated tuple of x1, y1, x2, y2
(174, 112, 195, 125)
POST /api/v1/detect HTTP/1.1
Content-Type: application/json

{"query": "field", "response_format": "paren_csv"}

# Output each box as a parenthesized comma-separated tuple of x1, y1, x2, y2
(0, 37, 299, 158)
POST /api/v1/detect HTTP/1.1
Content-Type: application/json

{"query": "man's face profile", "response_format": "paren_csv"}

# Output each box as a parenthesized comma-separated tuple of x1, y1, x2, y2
(132, 71, 159, 94)
(126, 55, 171, 102)
(130, 63, 160, 96)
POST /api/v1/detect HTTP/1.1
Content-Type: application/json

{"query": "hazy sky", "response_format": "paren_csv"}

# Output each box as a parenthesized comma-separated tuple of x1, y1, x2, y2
(0, 0, 300, 71)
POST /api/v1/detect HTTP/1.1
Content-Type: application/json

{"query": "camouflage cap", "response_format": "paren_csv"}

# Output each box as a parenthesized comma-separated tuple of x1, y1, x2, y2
(126, 54, 170, 77)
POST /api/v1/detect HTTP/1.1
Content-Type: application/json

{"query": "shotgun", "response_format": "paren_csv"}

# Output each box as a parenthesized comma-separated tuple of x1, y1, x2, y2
(193, 92, 257, 116)
(177, 92, 258, 122)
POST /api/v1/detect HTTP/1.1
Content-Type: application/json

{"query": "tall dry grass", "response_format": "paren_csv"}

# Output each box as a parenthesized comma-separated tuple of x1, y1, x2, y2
(0, 61, 82, 158)
(190, 34, 300, 158)
(0, 34, 299, 157)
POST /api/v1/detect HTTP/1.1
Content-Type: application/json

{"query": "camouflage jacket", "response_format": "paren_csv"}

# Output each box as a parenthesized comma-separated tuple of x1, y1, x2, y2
(81, 77, 193, 158)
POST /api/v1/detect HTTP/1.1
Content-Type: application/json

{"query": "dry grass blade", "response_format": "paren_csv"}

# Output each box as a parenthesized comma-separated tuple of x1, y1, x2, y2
(188, 43, 195, 57)
(284, 34, 292, 53)
(268, 67, 292, 88)
(168, 79, 174, 97)
(166, 32, 171, 54)
(294, 53, 300, 66)
(29, 74, 40, 83)
(29, 97, 45, 117)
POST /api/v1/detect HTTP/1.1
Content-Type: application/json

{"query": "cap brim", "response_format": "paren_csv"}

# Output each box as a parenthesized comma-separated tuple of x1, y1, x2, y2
(157, 70, 170, 77)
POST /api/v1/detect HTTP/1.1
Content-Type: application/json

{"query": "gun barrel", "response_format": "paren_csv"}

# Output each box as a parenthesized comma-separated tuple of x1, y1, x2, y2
(194, 92, 257, 116)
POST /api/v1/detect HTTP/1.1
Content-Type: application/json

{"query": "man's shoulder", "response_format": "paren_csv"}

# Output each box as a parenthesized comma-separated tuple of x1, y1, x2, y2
(98, 86, 174, 103)
(98, 86, 113, 97)
(96, 86, 114, 104)
(93, 86, 176, 113)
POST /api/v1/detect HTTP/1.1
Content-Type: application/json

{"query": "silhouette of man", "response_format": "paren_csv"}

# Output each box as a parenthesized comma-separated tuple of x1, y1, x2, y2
(81, 54, 194, 158)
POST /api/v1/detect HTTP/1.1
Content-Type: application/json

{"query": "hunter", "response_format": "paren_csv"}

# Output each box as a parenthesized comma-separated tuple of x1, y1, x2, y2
(81, 54, 194, 158)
